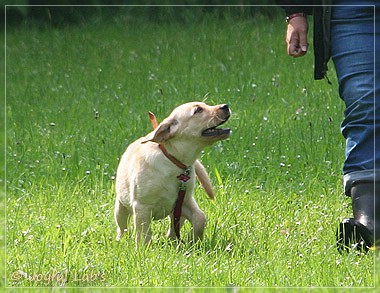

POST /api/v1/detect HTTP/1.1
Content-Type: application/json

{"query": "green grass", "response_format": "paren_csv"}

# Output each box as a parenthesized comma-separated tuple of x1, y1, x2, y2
(4, 6, 378, 291)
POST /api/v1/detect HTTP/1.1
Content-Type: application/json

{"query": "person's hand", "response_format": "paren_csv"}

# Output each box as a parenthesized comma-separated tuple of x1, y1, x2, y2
(286, 16, 308, 57)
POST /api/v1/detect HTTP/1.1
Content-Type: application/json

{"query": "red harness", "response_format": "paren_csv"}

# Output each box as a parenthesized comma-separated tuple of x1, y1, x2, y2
(159, 145, 190, 239)
(149, 112, 190, 240)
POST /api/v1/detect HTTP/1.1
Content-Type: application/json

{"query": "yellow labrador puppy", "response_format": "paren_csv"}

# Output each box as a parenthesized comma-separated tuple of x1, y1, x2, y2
(115, 102, 231, 245)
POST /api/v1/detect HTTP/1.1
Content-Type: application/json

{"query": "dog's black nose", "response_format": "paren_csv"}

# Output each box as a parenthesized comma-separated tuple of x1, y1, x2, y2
(220, 104, 229, 112)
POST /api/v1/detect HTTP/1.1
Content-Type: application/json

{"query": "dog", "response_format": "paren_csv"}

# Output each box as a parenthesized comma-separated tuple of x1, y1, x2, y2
(114, 102, 231, 245)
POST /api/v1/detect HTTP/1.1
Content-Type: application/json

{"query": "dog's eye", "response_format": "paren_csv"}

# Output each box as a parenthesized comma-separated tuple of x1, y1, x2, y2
(193, 106, 203, 115)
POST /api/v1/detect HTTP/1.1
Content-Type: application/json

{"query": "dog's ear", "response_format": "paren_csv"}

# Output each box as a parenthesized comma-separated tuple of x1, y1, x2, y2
(142, 118, 179, 144)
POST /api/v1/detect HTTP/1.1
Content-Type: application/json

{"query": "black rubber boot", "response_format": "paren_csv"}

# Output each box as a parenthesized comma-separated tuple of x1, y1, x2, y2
(337, 182, 379, 253)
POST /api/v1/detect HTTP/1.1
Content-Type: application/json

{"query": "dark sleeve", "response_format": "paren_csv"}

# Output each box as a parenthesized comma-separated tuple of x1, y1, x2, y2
(274, 0, 314, 15)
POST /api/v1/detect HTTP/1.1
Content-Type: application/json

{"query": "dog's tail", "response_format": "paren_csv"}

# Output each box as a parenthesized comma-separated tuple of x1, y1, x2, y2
(148, 111, 215, 200)
(148, 111, 159, 129)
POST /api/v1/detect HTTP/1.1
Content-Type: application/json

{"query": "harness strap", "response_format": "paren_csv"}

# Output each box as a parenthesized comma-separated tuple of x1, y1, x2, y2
(173, 189, 186, 239)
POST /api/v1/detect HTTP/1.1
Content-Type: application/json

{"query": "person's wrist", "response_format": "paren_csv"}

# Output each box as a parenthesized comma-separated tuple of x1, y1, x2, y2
(286, 12, 307, 23)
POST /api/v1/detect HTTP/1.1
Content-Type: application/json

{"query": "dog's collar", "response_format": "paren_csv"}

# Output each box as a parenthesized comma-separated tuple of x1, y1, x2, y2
(158, 144, 188, 170)
(158, 143, 191, 183)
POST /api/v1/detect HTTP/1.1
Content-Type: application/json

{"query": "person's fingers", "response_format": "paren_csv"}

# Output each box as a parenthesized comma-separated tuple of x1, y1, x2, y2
(299, 30, 308, 53)
(287, 34, 306, 57)
(288, 41, 301, 56)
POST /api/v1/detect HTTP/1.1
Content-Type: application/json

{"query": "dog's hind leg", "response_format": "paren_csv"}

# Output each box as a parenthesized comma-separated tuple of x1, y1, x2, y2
(182, 198, 207, 242)
(114, 199, 130, 241)
(133, 202, 152, 245)
(194, 160, 215, 200)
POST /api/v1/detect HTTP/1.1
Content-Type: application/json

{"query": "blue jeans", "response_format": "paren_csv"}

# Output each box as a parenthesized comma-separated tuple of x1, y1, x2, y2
(330, 3, 380, 195)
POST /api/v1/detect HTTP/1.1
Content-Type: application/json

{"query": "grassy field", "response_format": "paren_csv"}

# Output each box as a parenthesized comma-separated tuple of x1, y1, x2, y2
(4, 6, 379, 291)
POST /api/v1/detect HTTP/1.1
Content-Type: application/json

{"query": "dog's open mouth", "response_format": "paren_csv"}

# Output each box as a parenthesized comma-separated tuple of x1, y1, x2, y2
(201, 119, 231, 137)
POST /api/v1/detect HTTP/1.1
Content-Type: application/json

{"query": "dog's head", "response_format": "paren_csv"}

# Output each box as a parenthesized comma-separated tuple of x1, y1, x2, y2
(142, 102, 231, 145)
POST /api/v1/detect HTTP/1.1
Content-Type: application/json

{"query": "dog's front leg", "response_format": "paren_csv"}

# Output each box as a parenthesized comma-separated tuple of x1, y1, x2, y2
(133, 202, 152, 245)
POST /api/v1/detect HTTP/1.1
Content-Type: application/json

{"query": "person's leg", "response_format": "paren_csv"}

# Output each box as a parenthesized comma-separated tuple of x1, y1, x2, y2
(330, 4, 379, 251)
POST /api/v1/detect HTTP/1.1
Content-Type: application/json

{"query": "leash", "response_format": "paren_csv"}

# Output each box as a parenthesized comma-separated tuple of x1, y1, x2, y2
(148, 112, 190, 240)
(173, 168, 191, 240)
